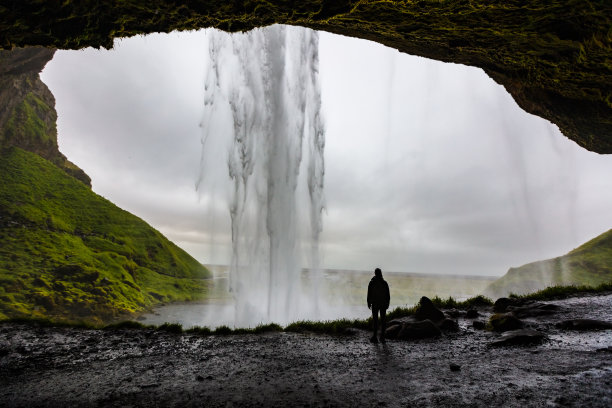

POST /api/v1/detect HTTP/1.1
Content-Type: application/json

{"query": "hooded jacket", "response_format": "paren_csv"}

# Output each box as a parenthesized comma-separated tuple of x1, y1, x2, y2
(367, 275, 390, 310)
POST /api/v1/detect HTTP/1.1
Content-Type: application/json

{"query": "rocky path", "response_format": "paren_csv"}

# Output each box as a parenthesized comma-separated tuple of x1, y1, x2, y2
(1, 294, 611, 407)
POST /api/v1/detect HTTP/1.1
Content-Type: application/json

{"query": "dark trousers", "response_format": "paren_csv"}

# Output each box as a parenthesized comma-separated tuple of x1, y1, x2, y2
(372, 306, 387, 338)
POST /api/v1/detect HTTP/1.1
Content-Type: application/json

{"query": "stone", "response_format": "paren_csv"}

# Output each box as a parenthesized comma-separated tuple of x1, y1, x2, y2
(414, 297, 445, 322)
(493, 298, 516, 313)
(449, 363, 461, 372)
(397, 320, 442, 340)
(556, 319, 612, 331)
(384, 324, 402, 339)
(489, 329, 546, 347)
(472, 321, 486, 330)
(489, 313, 523, 332)
(466, 309, 479, 318)
(439, 318, 459, 332)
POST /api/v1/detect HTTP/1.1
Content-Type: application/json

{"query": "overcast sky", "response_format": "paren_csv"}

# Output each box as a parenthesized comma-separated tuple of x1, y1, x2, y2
(41, 28, 612, 277)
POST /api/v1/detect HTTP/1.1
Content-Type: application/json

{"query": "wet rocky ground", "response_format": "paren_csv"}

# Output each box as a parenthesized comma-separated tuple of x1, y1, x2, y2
(1, 294, 611, 407)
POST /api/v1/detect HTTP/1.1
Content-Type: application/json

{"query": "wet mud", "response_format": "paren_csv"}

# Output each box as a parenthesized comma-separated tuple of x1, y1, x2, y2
(1, 294, 611, 407)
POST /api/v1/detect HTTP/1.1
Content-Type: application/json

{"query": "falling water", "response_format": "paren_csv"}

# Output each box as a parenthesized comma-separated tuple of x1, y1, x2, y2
(199, 25, 325, 327)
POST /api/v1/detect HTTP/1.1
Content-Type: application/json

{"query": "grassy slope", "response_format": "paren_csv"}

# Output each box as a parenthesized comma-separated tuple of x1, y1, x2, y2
(485, 229, 612, 297)
(0, 147, 211, 324)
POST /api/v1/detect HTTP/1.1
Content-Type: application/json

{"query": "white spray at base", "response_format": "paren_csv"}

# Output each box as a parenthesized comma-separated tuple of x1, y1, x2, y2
(199, 25, 325, 327)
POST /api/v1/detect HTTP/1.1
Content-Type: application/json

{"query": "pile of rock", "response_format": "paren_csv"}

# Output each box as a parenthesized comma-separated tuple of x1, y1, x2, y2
(384, 297, 459, 341)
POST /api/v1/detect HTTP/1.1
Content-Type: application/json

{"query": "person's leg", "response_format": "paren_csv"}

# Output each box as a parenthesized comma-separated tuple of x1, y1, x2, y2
(380, 308, 387, 342)
(371, 306, 379, 342)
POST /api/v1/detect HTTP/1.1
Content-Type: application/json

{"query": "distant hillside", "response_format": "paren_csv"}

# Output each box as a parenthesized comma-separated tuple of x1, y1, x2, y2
(485, 229, 612, 298)
(0, 147, 211, 324)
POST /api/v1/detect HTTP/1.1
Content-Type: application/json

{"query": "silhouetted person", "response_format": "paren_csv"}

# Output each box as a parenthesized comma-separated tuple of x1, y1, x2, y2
(367, 267, 390, 343)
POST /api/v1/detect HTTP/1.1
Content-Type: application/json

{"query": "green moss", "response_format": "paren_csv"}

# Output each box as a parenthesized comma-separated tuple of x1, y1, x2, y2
(0, 147, 211, 324)
(3, 93, 54, 145)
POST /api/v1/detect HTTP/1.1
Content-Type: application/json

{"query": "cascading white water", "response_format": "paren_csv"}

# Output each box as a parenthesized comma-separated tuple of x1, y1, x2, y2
(199, 25, 325, 327)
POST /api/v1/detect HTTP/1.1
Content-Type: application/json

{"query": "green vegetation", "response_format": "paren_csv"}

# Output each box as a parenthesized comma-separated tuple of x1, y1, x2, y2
(0, 147, 211, 324)
(485, 229, 612, 297)
(509, 281, 612, 301)
(285, 318, 369, 334)
(3, 282, 609, 335)
(2, 1, 611, 152)
(2, 92, 53, 145)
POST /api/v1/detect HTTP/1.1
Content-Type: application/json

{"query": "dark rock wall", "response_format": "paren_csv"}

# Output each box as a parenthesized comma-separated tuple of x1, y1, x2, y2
(1, 1, 610, 153)
(0, 47, 91, 186)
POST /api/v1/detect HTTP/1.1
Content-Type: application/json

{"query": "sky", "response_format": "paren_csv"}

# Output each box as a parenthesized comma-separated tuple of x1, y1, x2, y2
(41, 27, 612, 277)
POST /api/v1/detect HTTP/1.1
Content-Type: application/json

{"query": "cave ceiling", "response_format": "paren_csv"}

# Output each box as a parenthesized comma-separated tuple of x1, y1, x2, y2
(1, 1, 610, 153)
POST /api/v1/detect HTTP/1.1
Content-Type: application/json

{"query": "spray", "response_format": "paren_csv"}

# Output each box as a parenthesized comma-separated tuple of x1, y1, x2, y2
(200, 25, 325, 327)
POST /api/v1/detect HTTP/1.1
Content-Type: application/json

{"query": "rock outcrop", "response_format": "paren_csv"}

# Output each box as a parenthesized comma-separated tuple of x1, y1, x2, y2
(0, 47, 91, 186)
(1, 1, 611, 153)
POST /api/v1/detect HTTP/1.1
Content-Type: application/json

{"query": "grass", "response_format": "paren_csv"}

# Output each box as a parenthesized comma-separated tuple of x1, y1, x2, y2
(3, 281, 609, 335)
(2, 1, 611, 152)
(0, 147, 211, 325)
(485, 229, 612, 297)
(510, 281, 612, 301)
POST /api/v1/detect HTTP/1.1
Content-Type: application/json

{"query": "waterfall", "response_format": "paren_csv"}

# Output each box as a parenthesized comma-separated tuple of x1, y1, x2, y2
(199, 25, 325, 327)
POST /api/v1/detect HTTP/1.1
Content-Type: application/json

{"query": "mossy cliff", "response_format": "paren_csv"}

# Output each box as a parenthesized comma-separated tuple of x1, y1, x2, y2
(1, 1, 611, 153)
(485, 229, 612, 298)
(0, 47, 91, 185)
(0, 147, 211, 324)
(0, 48, 211, 324)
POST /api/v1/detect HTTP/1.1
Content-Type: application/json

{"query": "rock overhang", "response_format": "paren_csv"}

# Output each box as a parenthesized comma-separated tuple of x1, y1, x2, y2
(1, 0, 611, 153)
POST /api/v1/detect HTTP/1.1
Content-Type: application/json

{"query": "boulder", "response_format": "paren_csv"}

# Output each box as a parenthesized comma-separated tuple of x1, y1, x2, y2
(414, 296, 445, 322)
(466, 309, 479, 318)
(556, 319, 612, 331)
(393, 320, 442, 340)
(489, 329, 546, 347)
(439, 318, 459, 332)
(493, 297, 518, 313)
(384, 324, 402, 339)
(472, 320, 486, 330)
(489, 313, 523, 332)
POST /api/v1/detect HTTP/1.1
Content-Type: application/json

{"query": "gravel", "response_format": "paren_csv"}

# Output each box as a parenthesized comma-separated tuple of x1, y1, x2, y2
(1, 294, 611, 407)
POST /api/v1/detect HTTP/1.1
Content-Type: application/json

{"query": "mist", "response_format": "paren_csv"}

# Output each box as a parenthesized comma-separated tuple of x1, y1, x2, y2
(40, 29, 612, 280)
